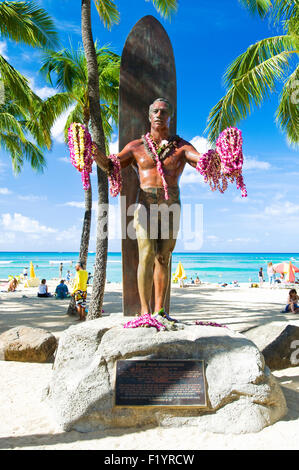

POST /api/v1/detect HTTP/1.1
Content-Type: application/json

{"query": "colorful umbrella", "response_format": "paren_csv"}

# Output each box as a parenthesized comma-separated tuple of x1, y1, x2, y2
(30, 261, 36, 279)
(273, 261, 299, 283)
(173, 261, 187, 281)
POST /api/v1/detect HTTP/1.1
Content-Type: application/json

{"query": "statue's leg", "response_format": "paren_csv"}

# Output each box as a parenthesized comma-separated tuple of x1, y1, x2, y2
(153, 237, 177, 312)
(134, 200, 156, 315)
(153, 187, 181, 312)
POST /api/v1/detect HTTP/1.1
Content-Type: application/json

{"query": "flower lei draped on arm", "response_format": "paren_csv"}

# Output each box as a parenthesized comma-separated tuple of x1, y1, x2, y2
(68, 123, 122, 196)
(196, 127, 247, 197)
(68, 123, 95, 190)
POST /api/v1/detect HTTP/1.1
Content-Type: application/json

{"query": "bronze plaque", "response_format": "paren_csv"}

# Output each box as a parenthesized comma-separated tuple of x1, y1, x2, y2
(115, 360, 207, 407)
(119, 15, 177, 316)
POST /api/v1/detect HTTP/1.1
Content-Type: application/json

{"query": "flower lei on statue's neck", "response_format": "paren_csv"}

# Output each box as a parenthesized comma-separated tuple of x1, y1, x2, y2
(142, 133, 182, 200)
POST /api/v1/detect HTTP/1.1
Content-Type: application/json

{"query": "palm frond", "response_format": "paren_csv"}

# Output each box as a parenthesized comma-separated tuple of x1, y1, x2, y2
(0, 131, 45, 174)
(63, 102, 85, 143)
(147, 0, 178, 18)
(271, 0, 298, 26)
(276, 65, 299, 146)
(206, 51, 291, 143)
(224, 35, 296, 88)
(0, 0, 58, 49)
(93, 0, 120, 30)
(237, 0, 272, 18)
(27, 91, 74, 148)
(0, 54, 38, 109)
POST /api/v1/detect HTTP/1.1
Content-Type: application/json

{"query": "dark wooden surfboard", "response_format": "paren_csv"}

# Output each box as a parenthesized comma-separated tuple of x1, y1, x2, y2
(119, 15, 177, 316)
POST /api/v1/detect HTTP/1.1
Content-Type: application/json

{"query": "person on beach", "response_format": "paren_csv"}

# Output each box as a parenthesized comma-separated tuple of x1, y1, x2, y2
(37, 279, 52, 297)
(55, 279, 69, 299)
(71, 262, 88, 321)
(195, 276, 201, 285)
(267, 262, 276, 287)
(23, 267, 28, 279)
(66, 270, 72, 284)
(285, 288, 299, 313)
(258, 267, 264, 287)
(59, 263, 63, 279)
(7, 277, 18, 292)
(93, 98, 205, 318)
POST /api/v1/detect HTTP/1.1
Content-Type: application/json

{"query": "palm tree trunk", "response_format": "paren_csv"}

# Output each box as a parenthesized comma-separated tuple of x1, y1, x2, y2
(81, 0, 108, 320)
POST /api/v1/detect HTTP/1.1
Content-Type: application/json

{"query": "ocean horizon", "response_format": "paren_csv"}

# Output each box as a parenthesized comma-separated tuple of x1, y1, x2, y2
(1, 251, 299, 285)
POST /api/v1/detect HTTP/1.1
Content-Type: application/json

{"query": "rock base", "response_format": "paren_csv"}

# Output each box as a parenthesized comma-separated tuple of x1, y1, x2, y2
(45, 317, 287, 434)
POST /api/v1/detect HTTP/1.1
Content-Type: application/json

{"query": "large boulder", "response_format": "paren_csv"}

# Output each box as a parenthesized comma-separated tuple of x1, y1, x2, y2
(45, 316, 287, 434)
(0, 326, 57, 362)
(244, 321, 299, 370)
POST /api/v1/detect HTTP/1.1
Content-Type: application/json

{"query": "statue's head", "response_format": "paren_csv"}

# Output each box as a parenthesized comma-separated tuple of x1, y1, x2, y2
(149, 98, 173, 130)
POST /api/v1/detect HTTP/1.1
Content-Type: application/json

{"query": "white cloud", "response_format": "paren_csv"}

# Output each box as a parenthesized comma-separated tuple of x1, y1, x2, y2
(243, 157, 271, 171)
(190, 136, 211, 154)
(0, 187, 12, 195)
(1, 213, 56, 234)
(58, 157, 70, 164)
(52, 105, 75, 143)
(18, 194, 47, 202)
(206, 235, 220, 242)
(0, 41, 8, 60)
(264, 201, 299, 217)
(27, 77, 56, 100)
(109, 137, 119, 154)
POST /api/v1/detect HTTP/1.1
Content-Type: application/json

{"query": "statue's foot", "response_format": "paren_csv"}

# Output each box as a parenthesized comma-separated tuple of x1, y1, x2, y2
(154, 308, 178, 323)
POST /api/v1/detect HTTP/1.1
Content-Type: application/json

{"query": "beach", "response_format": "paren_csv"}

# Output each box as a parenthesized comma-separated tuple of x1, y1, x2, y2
(0, 279, 299, 450)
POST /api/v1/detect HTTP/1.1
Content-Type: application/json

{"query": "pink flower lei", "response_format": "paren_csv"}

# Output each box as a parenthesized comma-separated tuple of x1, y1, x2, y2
(107, 154, 122, 197)
(68, 122, 122, 196)
(143, 133, 172, 200)
(196, 127, 247, 197)
(68, 123, 95, 190)
(124, 313, 166, 331)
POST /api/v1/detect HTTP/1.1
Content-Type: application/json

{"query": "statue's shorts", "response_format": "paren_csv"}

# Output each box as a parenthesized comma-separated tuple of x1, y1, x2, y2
(133, 186, 181, 255)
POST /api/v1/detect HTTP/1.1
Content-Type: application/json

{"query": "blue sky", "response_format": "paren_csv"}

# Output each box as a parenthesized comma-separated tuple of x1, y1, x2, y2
(0, 0, 298, 253)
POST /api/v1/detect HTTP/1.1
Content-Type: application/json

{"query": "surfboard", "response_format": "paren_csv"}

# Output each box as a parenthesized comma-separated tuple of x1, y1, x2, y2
(119, 15, 177, 316)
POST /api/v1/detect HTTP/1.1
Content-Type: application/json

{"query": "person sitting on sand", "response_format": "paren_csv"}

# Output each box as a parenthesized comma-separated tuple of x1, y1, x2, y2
(7, 277, 18, 292)
(37, 279, 52, 297)
(285, 288, 299, 314)
(55, 279, 69, 299)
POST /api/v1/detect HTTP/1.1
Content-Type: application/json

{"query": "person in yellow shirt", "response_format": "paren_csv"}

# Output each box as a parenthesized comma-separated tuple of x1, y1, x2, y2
(71, 262, 88, 321)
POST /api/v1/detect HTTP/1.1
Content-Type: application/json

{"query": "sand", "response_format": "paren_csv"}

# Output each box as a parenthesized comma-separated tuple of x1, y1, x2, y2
(0, 279, 299, 450)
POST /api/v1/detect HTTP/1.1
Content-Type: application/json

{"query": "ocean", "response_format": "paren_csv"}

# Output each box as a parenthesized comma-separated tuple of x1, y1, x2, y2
(0, 252, 299, 284)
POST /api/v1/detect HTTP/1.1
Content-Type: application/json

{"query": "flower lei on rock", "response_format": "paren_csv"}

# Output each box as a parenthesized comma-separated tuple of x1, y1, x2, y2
(142, 133, 182, 200)
(68, 123, 95, 190)
(195, 320, 227, 328)
(196, 127, 247, 197)
(123, 313, 166, 331)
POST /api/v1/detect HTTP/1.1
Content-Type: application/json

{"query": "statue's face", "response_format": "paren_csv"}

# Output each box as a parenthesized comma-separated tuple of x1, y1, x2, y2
(149, 101, 171, 131)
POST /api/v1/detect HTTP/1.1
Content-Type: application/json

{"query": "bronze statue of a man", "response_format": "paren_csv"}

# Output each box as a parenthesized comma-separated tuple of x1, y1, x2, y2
(94, 98, 202, 317)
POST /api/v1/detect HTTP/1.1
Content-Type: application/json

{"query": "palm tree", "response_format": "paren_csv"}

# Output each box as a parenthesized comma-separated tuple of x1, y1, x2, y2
(40, 43, 120, 315)
(206, 0, 299, 147)
(81, 0, 178, 320)
(0, 0, 73, 172)
(0, 87, 71, 173)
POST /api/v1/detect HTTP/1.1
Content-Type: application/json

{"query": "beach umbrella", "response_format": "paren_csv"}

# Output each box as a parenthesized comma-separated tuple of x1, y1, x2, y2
(273, 261, 299, 283)
(173, 261, 187, 281)
(30, 261, 36, 279)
